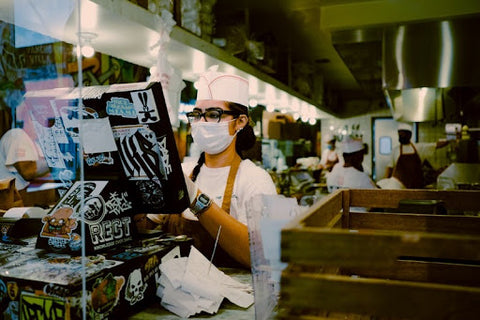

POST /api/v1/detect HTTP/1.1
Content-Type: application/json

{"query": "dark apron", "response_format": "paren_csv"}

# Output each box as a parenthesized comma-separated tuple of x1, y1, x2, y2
(166, 156, 244, 268)
(392, 143, 424, 189)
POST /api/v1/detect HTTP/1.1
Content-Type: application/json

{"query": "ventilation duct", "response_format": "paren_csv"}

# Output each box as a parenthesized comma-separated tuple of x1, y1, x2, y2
(382, 16, 480, 122)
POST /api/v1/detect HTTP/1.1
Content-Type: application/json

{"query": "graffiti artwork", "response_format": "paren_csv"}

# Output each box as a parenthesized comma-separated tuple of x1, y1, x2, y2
(20, 293, 66, 320)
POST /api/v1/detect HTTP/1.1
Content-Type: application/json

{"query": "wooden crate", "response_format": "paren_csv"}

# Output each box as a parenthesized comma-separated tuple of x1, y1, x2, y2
(279, 189, 480, 319)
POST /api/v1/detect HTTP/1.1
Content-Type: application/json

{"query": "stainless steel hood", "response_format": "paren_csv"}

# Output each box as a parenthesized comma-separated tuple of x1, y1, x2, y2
(382, 15, 480, 122)
(384, 87, 444, 122)
(383, 16, 480, 89)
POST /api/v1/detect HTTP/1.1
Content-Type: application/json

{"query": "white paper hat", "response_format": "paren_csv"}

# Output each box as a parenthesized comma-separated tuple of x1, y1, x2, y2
(397, 122, 413, 131)
(342, 136, 364, 153)
(195, 66, 249, 106)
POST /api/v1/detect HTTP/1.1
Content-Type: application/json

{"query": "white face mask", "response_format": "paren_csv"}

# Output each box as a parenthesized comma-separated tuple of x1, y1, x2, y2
(191, 120, 237, 155)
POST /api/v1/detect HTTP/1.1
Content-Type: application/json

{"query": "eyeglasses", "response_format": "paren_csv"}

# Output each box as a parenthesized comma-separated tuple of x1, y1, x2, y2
(186, 108, 241, 123)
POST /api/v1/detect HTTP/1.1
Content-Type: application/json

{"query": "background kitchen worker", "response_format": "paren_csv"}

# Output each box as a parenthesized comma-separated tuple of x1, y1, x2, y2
(319, 134, 339, 172)
(384, 122, 449, 189)
(136, 67, 277, 268)
(327, 135, 377, 193)
(0, 127, 49, 200)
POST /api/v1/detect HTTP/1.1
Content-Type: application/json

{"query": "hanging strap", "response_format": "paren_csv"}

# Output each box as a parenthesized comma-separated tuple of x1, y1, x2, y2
(221, 155, 241, 212)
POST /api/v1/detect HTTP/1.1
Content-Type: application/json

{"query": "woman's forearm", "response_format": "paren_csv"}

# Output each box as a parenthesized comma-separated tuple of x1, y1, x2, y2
(197, 203, 251, 268)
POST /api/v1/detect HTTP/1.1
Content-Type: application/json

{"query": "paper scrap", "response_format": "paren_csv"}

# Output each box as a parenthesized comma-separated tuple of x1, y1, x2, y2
(80, 118, 117, 154)
(157, 246, 254, 318)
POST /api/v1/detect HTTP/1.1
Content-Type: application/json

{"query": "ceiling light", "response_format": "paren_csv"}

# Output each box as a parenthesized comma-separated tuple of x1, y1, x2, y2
(248, 76, 258, 95)
(77, 32, 97, 58)
(291, 98, 300, 112)
(81, 45, 95, 58)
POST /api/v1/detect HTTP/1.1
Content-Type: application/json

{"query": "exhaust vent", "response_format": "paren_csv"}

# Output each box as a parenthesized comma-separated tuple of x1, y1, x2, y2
(383, 16, 480, 89)
(383, 16, 480, 122)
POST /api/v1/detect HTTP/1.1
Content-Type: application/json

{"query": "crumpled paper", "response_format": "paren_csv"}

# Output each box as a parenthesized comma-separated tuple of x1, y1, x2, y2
(157, 246, 254, 318)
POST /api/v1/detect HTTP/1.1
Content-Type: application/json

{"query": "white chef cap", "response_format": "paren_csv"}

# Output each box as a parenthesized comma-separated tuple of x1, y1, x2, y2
(397, 122, 413, 132)
(195, 66, 249, 106)
(342, 136, 364, 154)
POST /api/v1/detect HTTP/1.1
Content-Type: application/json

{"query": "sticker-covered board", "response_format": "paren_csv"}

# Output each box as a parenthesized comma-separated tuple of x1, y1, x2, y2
(56, 82, 189, 213)
(36, 180, 135, 254)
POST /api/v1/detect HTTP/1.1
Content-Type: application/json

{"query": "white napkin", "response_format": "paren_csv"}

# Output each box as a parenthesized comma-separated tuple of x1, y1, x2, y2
(157, 246, 254, 317)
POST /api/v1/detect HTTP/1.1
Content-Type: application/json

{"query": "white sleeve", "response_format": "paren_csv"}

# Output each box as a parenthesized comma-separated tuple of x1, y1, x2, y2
(232, 161, 277, 225)
(4, 129, 39, 166)
(415, 142, 437, 163)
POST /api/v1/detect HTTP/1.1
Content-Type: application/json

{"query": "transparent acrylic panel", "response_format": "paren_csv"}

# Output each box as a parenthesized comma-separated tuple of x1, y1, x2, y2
(1, 1, 85, 319)
(1, 1, 185, 318)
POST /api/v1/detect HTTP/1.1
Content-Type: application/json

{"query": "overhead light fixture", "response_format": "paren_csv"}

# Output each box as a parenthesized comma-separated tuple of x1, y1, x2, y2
(248, 76, 258, 95)
(77, 32, 97, 58)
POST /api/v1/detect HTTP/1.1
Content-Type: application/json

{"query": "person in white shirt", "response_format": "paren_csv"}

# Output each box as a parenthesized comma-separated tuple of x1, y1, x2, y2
(319, 134, 339, 172)
(0, 128, 49, 196)
(327, 136, 377, 193)
(384, 122, 448, 189)
(136, 67, 277, 268)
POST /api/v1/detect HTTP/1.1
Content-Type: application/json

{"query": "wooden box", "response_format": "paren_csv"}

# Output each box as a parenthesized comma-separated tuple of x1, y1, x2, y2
(279, 189, 480, 319)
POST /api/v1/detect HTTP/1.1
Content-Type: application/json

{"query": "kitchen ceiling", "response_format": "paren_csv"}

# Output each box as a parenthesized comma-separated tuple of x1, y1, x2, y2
(1, 0, 479, 120)
(213, 0, 480, 118)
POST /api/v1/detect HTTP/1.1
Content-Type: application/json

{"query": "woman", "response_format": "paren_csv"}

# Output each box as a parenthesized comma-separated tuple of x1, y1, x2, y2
(138, 67, 277, 268)
(319, 134, 339, 172)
